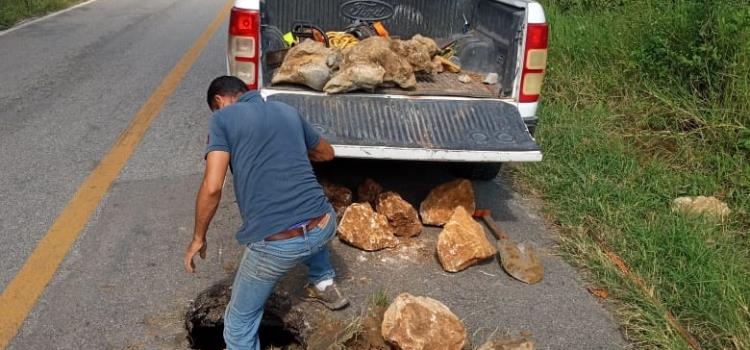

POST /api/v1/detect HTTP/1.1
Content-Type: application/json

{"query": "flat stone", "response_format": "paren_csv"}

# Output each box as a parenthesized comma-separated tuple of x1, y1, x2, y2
(357, 178, 383, 205)
(477, 337, 535, 350)
(437, 206, 497, 272)
(376, 191, 423, 237)
(672, 196, 731, 221)
(419, 179, 475, 226)
(381, 293, 467, 350)
(483, 72, 499, 85)
(337, 203, 397, 251)
(321, 181, 352, 219)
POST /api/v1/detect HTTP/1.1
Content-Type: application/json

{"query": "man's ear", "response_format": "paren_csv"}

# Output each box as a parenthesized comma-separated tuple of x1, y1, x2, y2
(213, 95, 224, 109)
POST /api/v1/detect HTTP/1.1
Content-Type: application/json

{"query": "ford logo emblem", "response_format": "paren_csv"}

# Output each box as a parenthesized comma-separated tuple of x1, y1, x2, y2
(340, 0, 395, 21)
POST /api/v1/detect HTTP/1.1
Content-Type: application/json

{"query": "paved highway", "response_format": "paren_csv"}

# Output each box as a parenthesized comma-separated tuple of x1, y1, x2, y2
(0, 0, 625, 348)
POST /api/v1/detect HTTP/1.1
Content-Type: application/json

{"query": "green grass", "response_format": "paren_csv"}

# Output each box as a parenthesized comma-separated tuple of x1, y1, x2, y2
(372, 288, 390, 308)
(518, 0, 750, 348)
(0, 0, 83, 30)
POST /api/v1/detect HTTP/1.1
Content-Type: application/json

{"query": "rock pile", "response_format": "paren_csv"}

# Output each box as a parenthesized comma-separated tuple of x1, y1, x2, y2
(272, 34, 441, 94)
(328, 178, 497, 274)
(381, 293, 467, 350)
(437, 206, 496, 272)
(419, 179, 476, 226)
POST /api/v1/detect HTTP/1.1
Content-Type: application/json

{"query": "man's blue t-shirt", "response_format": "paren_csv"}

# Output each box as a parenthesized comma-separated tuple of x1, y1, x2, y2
(205, 91, 332, 245)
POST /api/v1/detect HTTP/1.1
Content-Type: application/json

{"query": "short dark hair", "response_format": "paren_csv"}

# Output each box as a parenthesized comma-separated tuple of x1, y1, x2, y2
(206, 76, 248, 110)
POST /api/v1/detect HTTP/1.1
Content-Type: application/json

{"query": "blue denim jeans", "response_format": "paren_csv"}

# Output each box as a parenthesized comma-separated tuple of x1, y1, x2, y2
(223, 211, 337, 350)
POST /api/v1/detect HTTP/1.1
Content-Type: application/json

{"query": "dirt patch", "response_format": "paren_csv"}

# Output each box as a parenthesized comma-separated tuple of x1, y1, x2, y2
(345, 306, 390, 350)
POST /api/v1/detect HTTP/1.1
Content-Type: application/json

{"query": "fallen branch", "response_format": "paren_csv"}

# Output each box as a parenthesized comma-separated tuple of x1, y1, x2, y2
(592, 237, 703, 350)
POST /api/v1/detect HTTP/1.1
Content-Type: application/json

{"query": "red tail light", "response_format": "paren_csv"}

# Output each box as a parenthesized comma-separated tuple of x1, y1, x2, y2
(228, 7, 260, 90)
(519, 23, 549, 103)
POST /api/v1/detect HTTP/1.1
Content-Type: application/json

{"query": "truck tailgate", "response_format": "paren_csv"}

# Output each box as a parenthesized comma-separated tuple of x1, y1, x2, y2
(266, 93, 542, 162)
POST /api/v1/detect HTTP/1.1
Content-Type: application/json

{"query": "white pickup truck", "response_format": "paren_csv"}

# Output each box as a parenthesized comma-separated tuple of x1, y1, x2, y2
(227, 0, 547, 179)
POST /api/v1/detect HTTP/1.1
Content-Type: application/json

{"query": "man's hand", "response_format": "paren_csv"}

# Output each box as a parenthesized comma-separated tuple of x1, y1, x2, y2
(308, 138, 335, 162)
(184, 238, 207, 273)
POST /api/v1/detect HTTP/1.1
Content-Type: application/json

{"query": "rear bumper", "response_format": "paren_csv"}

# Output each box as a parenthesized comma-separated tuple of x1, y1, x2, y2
(333, 145, 542, 162)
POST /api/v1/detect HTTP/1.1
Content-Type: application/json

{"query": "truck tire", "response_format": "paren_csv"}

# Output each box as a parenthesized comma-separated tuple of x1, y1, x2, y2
(454, 163, 503, 181)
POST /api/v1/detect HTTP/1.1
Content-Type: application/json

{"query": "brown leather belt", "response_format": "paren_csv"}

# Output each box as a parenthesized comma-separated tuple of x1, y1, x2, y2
(264, 213, 329, 241)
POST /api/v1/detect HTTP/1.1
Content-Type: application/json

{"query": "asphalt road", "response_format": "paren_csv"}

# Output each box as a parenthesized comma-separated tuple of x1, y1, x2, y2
(0, 0, 625, 349)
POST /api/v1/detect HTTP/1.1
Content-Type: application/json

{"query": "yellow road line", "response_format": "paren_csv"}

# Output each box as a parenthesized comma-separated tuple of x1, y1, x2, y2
(0, 0, 234, 347)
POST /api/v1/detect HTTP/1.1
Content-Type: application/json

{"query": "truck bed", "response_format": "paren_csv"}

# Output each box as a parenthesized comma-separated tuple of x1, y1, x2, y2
(260, 0, 526, 98)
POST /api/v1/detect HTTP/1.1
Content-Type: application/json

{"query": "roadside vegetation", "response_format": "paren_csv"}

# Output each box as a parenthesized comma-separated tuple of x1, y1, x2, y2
(519, 0, 749, 348)
(0, 0, 82, 30)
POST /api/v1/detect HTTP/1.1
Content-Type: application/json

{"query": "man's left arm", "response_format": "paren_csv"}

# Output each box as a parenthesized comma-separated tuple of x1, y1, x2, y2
(184, 150, 230, 273)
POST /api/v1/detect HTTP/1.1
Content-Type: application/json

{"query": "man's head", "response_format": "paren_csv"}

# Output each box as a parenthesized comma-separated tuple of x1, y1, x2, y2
(206, 76, 249, 112)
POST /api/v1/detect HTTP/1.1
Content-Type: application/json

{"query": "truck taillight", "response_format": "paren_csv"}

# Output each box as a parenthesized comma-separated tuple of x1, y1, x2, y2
(519, 23, 548, 103)
(228, 7, 260, 90)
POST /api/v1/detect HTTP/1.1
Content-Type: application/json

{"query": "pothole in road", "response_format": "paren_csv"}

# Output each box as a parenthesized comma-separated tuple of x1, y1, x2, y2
(184, 278, 301, 350)
(185, 313, 300, 350)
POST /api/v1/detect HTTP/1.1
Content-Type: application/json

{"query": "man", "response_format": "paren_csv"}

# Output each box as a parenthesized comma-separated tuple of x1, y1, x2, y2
(184, 76, 349, 349)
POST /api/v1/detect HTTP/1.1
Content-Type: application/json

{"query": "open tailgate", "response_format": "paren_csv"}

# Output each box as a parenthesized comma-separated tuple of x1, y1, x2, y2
(266, 93, 542, 162)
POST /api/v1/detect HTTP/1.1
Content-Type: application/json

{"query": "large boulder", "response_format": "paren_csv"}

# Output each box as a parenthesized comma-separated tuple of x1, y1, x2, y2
(672, 196, 731, 222)
(337, 203, 397, 251)
(437, 206, 497, 272)
(376, 192, 423, 237)
(271, 40, 341, 91)
(325, 36, 417, 94)
(419, 179, 475, 226)
(381, 293, 467, 350)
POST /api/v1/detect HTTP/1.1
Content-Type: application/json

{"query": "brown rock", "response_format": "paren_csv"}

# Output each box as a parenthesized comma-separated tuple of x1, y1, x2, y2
(419, 179, 475, 226)
(477, 337, 535, 350)
(381, 293, 467, 350)
(271, 40, 341, 91)
(358, 178, 383, 205)
(325, 36, 417, 93)
(389, 34, 440, 73)
(672, 196, 731, 221)
(337, 203, 397, 251)
(437, 206, 497, 272)
(321, 181, 352, 219)
(376, 192, 423, 237)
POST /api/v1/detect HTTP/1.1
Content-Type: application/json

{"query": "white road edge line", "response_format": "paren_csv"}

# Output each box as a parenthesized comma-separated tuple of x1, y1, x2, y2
(0, 0, 99, 37)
